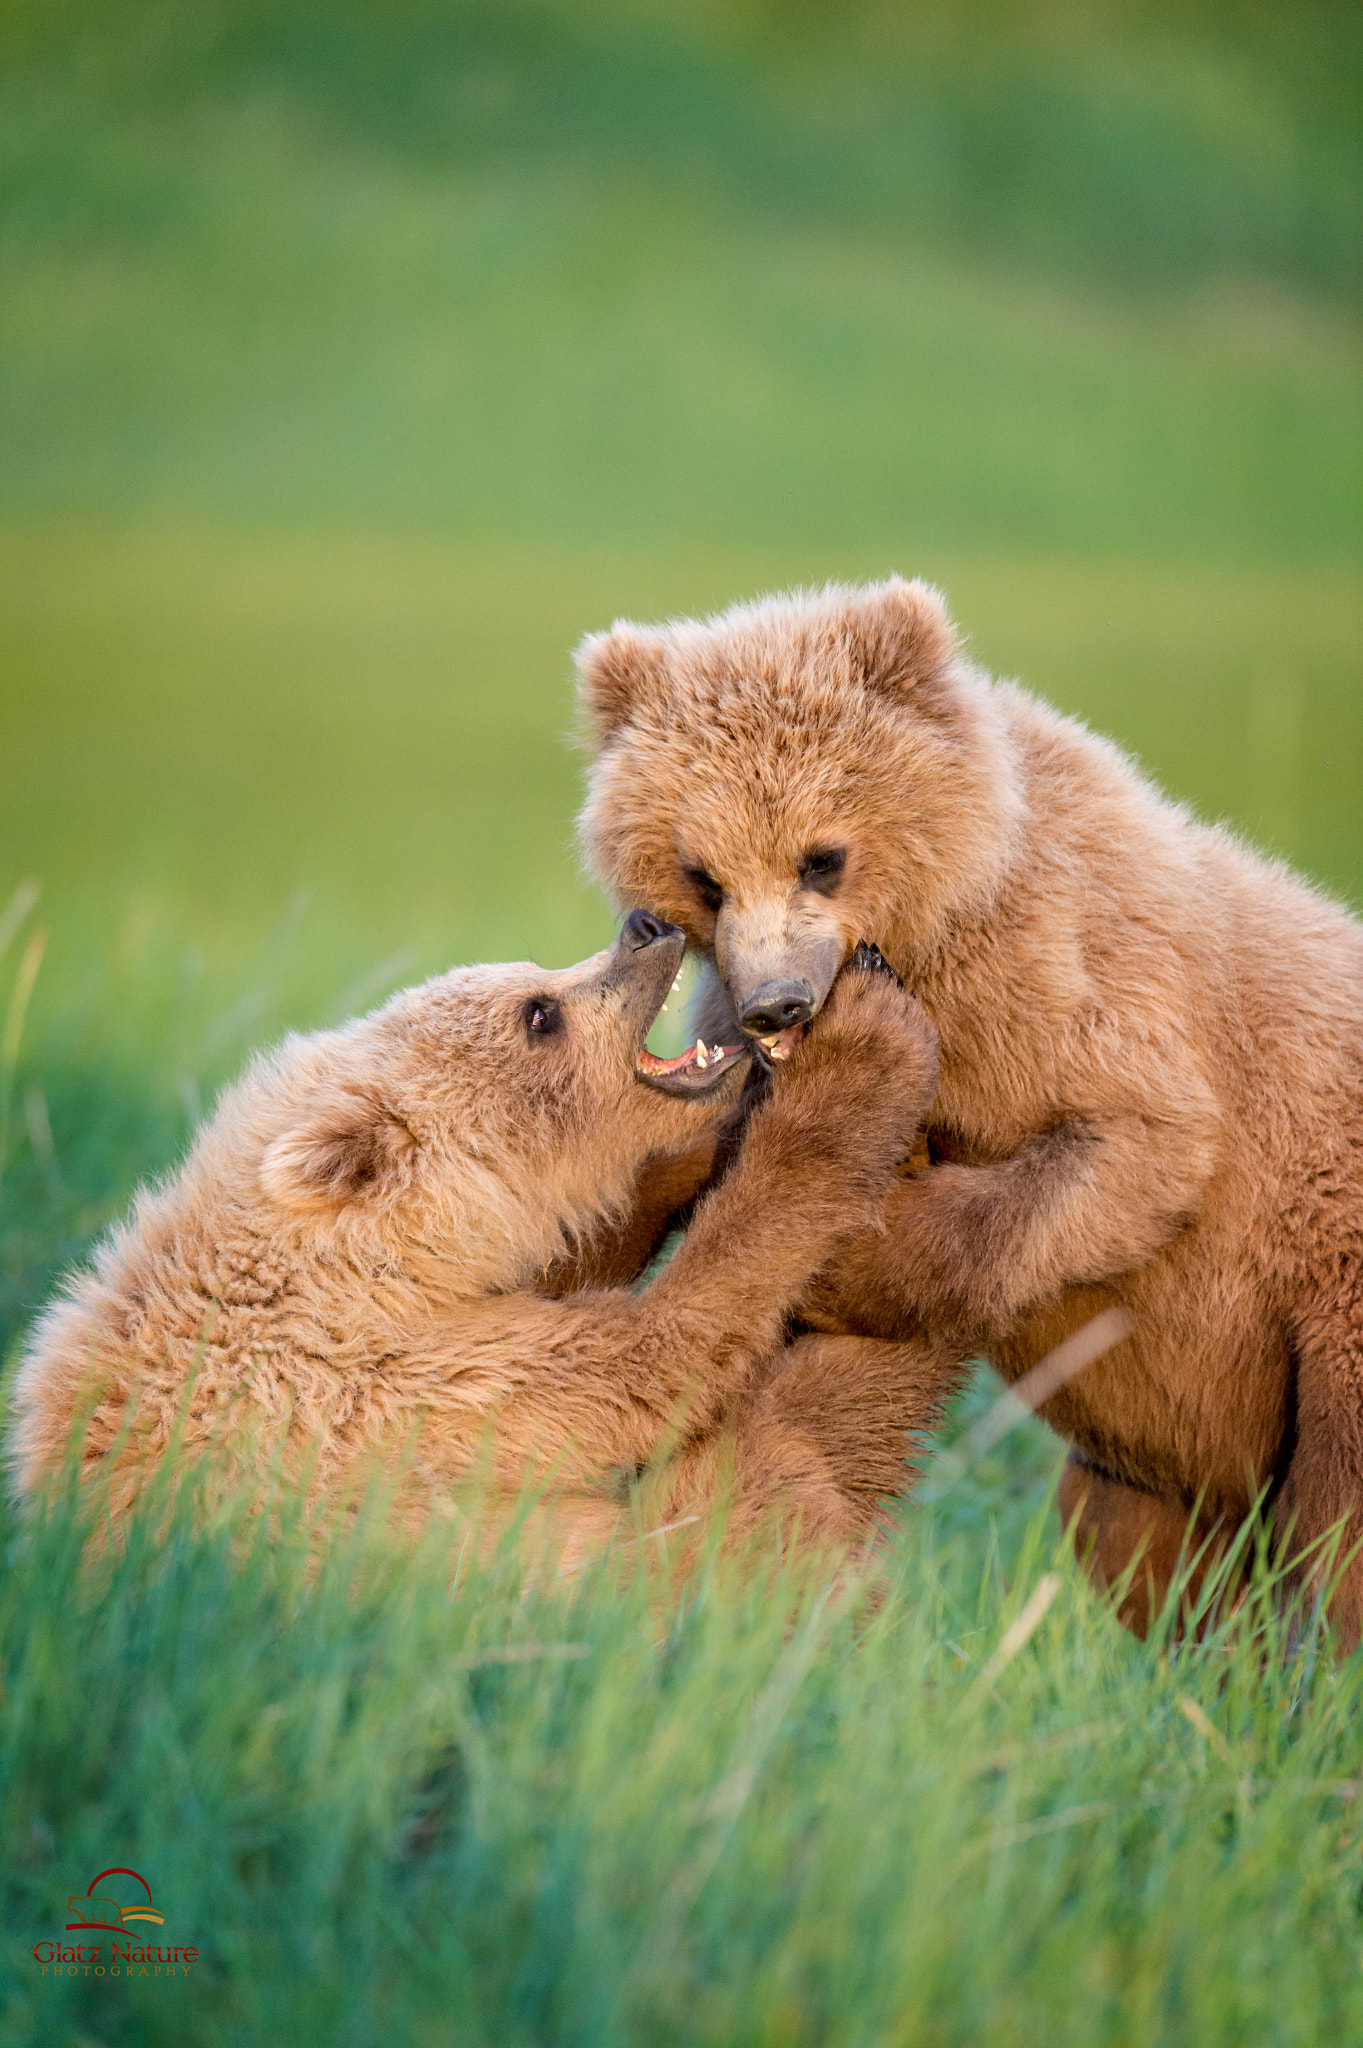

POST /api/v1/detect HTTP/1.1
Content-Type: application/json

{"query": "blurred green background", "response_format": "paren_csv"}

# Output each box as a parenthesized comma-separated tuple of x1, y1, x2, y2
(0, 0, 1360, 1348)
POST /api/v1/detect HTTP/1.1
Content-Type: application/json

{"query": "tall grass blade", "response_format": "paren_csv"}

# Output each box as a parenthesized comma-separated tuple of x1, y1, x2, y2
(0, 922, 46, 1192)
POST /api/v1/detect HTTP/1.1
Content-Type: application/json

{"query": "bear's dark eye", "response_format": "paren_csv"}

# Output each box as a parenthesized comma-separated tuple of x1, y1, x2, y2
(799, 845, 847, 895)
(523, 996, 563, 1041)
(683, 865, 725, 914)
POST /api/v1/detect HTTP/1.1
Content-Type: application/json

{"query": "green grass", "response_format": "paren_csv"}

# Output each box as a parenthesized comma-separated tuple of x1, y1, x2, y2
(1, 0, 1361, 2038)
(3, 1442, 1363, 2047)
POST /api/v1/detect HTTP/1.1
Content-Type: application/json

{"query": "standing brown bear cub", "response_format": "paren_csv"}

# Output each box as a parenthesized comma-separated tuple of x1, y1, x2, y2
(577, 578, 1363, 1640)
(10, 916, 941, 1563)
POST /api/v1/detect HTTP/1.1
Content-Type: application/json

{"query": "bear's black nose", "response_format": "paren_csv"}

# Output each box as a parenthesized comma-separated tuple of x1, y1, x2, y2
(739, 979, 816, 1034)
(622, 909, 677, 950)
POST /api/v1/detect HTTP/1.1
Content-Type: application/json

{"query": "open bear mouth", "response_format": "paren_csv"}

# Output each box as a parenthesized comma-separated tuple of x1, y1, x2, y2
(751, 1024, 806, 1064)
(634, 979, 749, 1097)
(635, 1037, 748, 1095)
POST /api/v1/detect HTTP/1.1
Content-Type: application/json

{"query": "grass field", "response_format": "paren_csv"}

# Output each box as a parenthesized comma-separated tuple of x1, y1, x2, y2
(2, 1, 1361, 2040)
(4, 1445, 1363, 2047)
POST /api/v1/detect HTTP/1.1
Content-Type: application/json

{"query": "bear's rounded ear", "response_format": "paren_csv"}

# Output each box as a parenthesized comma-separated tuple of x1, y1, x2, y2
(260, 1086, 417, 1213)
(840, 578, 958, 713)
(574, 622, 671, 745)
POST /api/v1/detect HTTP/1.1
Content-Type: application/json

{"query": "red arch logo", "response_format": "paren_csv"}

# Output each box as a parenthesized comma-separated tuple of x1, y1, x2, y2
(65, 1869, 165, 1932)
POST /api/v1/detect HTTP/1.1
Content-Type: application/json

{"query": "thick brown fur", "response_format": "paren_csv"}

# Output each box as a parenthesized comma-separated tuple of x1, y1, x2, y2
(9, 925, 945, 1568)
(576, 578, 1363, 1642)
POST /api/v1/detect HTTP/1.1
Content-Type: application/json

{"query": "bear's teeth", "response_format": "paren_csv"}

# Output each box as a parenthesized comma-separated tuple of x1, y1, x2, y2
(756, 1025, 801, 1062)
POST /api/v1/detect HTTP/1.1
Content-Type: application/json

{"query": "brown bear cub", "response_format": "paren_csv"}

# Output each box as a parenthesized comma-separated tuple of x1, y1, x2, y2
(9, 917, 942, 1566)
(576, 579, 1363, 1642)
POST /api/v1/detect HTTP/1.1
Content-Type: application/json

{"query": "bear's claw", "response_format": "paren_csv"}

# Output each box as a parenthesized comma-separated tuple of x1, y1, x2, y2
(850, 940, 904, 988)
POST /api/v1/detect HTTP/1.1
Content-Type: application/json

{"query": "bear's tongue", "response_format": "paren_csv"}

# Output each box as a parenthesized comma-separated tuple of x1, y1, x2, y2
(636, 1037, 743, 1078)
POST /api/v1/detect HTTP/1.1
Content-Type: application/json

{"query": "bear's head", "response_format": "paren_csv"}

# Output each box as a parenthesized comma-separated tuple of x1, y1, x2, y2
(575, 578, 1023, 1048)
(244, 914, 748, 1296)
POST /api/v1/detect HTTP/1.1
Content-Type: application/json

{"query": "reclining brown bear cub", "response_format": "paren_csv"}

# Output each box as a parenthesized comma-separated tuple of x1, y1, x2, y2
(9, 918, 941, 1566)
(575, 578, 1363, 1641)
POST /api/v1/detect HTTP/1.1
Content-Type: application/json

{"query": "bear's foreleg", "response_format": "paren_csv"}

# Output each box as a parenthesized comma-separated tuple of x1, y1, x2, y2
(799, 1107, 1216, 1351)
(724, 1332, 966, 1546)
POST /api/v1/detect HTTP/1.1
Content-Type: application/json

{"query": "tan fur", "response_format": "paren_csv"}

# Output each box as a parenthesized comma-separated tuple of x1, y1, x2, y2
(576, 578, 1363, 1642)
(9, 927, 943, 1566)
(1055, 1450, 1241, 1641)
